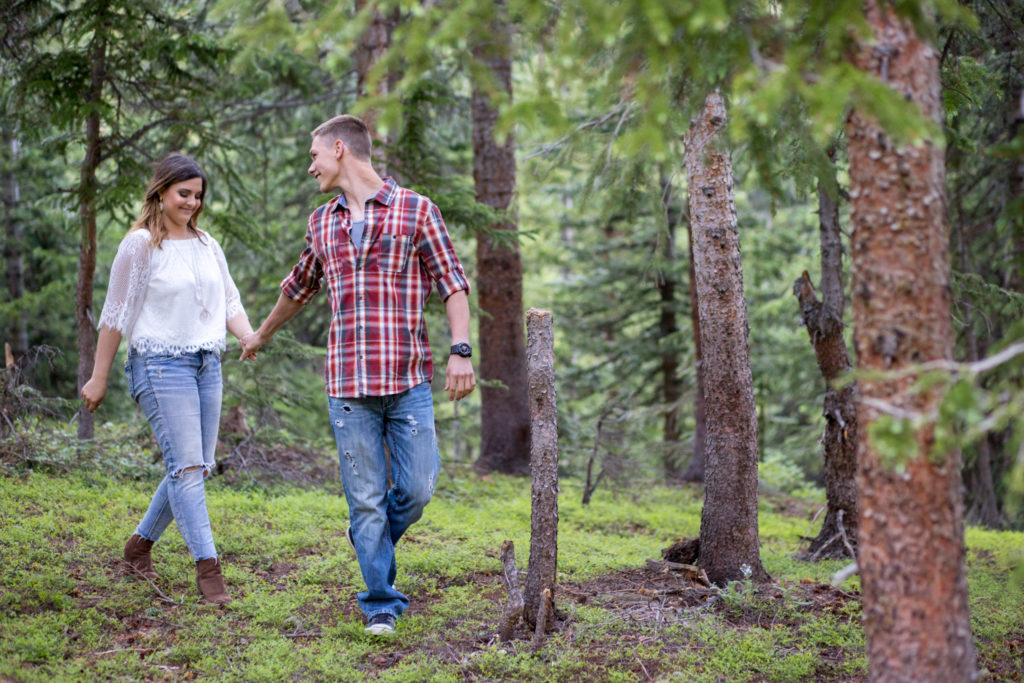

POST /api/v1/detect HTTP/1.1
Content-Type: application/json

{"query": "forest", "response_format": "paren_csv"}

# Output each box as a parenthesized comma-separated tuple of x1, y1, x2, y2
(2, 0, 1023, 681)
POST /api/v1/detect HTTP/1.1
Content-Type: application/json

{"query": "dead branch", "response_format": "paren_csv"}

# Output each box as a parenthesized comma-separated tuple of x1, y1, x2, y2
(836, 509, 856, 558)
(645, 558, 711, 587)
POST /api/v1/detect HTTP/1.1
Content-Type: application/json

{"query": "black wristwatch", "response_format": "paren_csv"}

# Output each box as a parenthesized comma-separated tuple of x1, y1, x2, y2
(449, 342, 472, 358)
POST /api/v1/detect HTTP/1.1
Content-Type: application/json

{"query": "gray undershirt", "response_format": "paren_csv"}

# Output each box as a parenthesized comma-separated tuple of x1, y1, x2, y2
(350, 219, 366, 251)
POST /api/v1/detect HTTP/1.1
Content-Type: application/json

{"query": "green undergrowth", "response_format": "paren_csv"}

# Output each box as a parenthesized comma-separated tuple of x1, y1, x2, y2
(1, 457, 1022, 681)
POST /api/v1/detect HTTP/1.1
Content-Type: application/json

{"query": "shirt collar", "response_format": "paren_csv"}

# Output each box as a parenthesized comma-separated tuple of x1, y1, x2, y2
(332, 178, 397, 213)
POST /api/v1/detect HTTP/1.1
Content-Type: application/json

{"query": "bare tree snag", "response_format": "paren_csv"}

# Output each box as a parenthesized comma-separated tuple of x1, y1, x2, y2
(471, 0, 531, 476)
(523, 308, 558, 629)
(846, 3, 977, 680)
(794, 268, 859, 559)
(685, 91, 769, 586)
(498, 540, 524, 642)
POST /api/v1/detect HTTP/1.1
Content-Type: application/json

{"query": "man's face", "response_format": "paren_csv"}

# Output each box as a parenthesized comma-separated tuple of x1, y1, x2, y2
(308, 136, 341, 193)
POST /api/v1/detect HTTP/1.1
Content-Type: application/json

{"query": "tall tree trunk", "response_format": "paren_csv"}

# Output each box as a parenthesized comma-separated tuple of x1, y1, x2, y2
(685, 91, 769, 586)
(523, 309, 558, 629)
(956, 198, 1005, 529)
(681, 215, 707, 483)
(471, 2, 531, 475)
(1008, 66, 1024, 291)
(658, 172, 682, 483)
(846, 3, 977, 680)
(2, 128, 28, 369)
(794, 179, 859, 560)
(76, 29, 107, 440)
(354, 0, 397, 178)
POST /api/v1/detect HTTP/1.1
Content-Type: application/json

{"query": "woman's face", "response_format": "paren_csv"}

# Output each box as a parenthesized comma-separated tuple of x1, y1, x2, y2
(160, 177, 204, 229)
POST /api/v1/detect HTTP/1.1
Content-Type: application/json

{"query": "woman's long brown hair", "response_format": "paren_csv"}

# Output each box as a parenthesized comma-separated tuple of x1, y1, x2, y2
(130, 153, 208, 248)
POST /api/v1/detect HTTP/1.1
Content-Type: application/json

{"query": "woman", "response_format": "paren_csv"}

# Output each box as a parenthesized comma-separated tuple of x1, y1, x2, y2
(81, 153, 254, 605)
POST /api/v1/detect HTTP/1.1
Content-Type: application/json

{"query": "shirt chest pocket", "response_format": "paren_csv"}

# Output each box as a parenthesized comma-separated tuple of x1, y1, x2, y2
(375, 232, 414, 274)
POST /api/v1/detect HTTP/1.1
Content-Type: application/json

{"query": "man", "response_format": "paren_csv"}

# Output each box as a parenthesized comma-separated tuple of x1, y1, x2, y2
(240, 114, 475, 636)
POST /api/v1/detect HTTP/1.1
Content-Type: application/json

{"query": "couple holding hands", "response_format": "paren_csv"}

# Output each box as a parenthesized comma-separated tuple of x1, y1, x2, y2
(81, 114, 476, 636)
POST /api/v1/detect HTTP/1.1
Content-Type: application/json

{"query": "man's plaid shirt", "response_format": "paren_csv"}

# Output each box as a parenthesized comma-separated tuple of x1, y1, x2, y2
(281, 178, 470, 398)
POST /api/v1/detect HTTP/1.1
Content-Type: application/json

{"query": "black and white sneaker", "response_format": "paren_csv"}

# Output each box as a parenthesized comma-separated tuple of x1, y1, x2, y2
(365, 612, 396, 636)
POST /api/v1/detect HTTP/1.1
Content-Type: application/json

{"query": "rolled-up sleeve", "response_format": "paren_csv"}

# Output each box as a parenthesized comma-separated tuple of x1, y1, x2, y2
(280, 223, 324, 304)
(418, 202, 470, 301)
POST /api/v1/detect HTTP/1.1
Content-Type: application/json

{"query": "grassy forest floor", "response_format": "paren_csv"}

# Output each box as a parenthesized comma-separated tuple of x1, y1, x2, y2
(1, 432, 1022, 682)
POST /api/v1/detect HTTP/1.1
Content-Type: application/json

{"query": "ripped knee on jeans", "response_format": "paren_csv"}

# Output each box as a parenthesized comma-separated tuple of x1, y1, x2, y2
(171, 464, 213, 480)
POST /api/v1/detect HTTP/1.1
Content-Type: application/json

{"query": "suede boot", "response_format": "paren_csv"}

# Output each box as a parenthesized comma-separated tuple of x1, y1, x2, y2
(123, 533, 158, 580)
(195, 557, 232, 605)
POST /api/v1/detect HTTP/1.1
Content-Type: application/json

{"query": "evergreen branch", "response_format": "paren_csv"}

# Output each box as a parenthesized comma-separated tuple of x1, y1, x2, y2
(217, 85, 359, 126)
(524, 102, 633, 161)
(100, 116, 183, 163)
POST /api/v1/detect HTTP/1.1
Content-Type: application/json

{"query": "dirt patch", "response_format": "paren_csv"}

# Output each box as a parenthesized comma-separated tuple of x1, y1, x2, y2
(216, 439, 339, 489)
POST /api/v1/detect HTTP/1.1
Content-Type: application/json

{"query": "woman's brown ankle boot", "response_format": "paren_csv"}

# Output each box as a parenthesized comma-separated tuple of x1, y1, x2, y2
(123, 533, 158, 580)
(195, 558, 232, 605)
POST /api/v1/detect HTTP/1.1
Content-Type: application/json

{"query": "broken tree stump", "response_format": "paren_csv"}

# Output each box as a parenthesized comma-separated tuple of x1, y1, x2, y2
(532, 588, 552, 651)
(498, 540, 524, 642)
(524, 308, 558, 631)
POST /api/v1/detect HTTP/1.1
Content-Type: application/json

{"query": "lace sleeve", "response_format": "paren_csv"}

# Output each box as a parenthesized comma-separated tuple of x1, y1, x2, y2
(98, 230, 152, 334)
(210, 237, 246, 320)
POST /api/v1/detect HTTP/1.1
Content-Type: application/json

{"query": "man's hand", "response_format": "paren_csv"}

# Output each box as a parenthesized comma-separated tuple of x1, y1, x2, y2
(81, 377, 107, 413)
(445, 355, 476, 401)
(239, 331, 266, 361)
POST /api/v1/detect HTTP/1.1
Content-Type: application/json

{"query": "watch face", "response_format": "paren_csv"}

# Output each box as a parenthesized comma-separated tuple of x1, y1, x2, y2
(452, 343, 472, 357)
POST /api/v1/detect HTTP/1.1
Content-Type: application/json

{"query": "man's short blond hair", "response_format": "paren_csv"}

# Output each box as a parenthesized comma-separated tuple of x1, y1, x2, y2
(311, 115, 372, 160)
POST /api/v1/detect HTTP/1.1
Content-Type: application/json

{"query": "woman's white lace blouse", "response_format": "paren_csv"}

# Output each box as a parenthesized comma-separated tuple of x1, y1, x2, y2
(97, 229, 245, 354)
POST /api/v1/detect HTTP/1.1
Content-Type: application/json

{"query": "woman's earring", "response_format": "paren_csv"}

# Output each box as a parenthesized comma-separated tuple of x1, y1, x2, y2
(158, 198, 163, 213)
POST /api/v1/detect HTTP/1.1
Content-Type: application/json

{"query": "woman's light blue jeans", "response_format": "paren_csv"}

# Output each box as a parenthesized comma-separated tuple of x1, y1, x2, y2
(328, 382, 441, 619)
(126, 349, 222, 561)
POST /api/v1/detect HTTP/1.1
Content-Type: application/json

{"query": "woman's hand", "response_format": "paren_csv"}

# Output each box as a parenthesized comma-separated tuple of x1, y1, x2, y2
(81, 377, 108, 412)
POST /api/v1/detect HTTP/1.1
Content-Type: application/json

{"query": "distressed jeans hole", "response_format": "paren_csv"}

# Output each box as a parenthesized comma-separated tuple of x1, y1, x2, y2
(171, 464, 210, 480)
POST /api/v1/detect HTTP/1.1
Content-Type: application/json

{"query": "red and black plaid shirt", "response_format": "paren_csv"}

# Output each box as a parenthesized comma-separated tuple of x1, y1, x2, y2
(281, 178, 470, 398)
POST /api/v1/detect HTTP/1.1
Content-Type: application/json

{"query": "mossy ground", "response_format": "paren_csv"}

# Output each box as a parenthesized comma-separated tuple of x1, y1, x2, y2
(1, 447, 1021, 682)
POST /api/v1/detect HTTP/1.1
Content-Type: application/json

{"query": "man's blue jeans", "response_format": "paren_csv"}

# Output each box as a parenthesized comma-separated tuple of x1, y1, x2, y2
(328, 382, 441, 619)
(126, 350, 222, 561)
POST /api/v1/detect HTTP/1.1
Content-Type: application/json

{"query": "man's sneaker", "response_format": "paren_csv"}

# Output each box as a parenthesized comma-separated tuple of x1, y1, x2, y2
(345, 526, 355, 552)
(365, 612, 396, 636)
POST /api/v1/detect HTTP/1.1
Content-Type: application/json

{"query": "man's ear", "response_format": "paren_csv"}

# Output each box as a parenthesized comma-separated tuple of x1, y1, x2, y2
(334, 139, 345, 159)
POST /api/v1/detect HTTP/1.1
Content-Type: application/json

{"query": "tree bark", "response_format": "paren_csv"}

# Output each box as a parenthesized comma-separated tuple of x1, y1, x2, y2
(1, 129, 28, 369)
(353, 0, 397, 177)
(471, 3, 531, 475)
(658, 173, 682, 482)
(523, 308, 557, 629)
(76, 26, 107, 440)
(846, 3, 977, 680)
(681, 216, 707, 483)
(685, 91, 769, 586)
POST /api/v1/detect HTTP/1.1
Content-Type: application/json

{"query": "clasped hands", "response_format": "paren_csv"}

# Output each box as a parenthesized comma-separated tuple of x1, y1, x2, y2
(238, 332, 264, 361)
